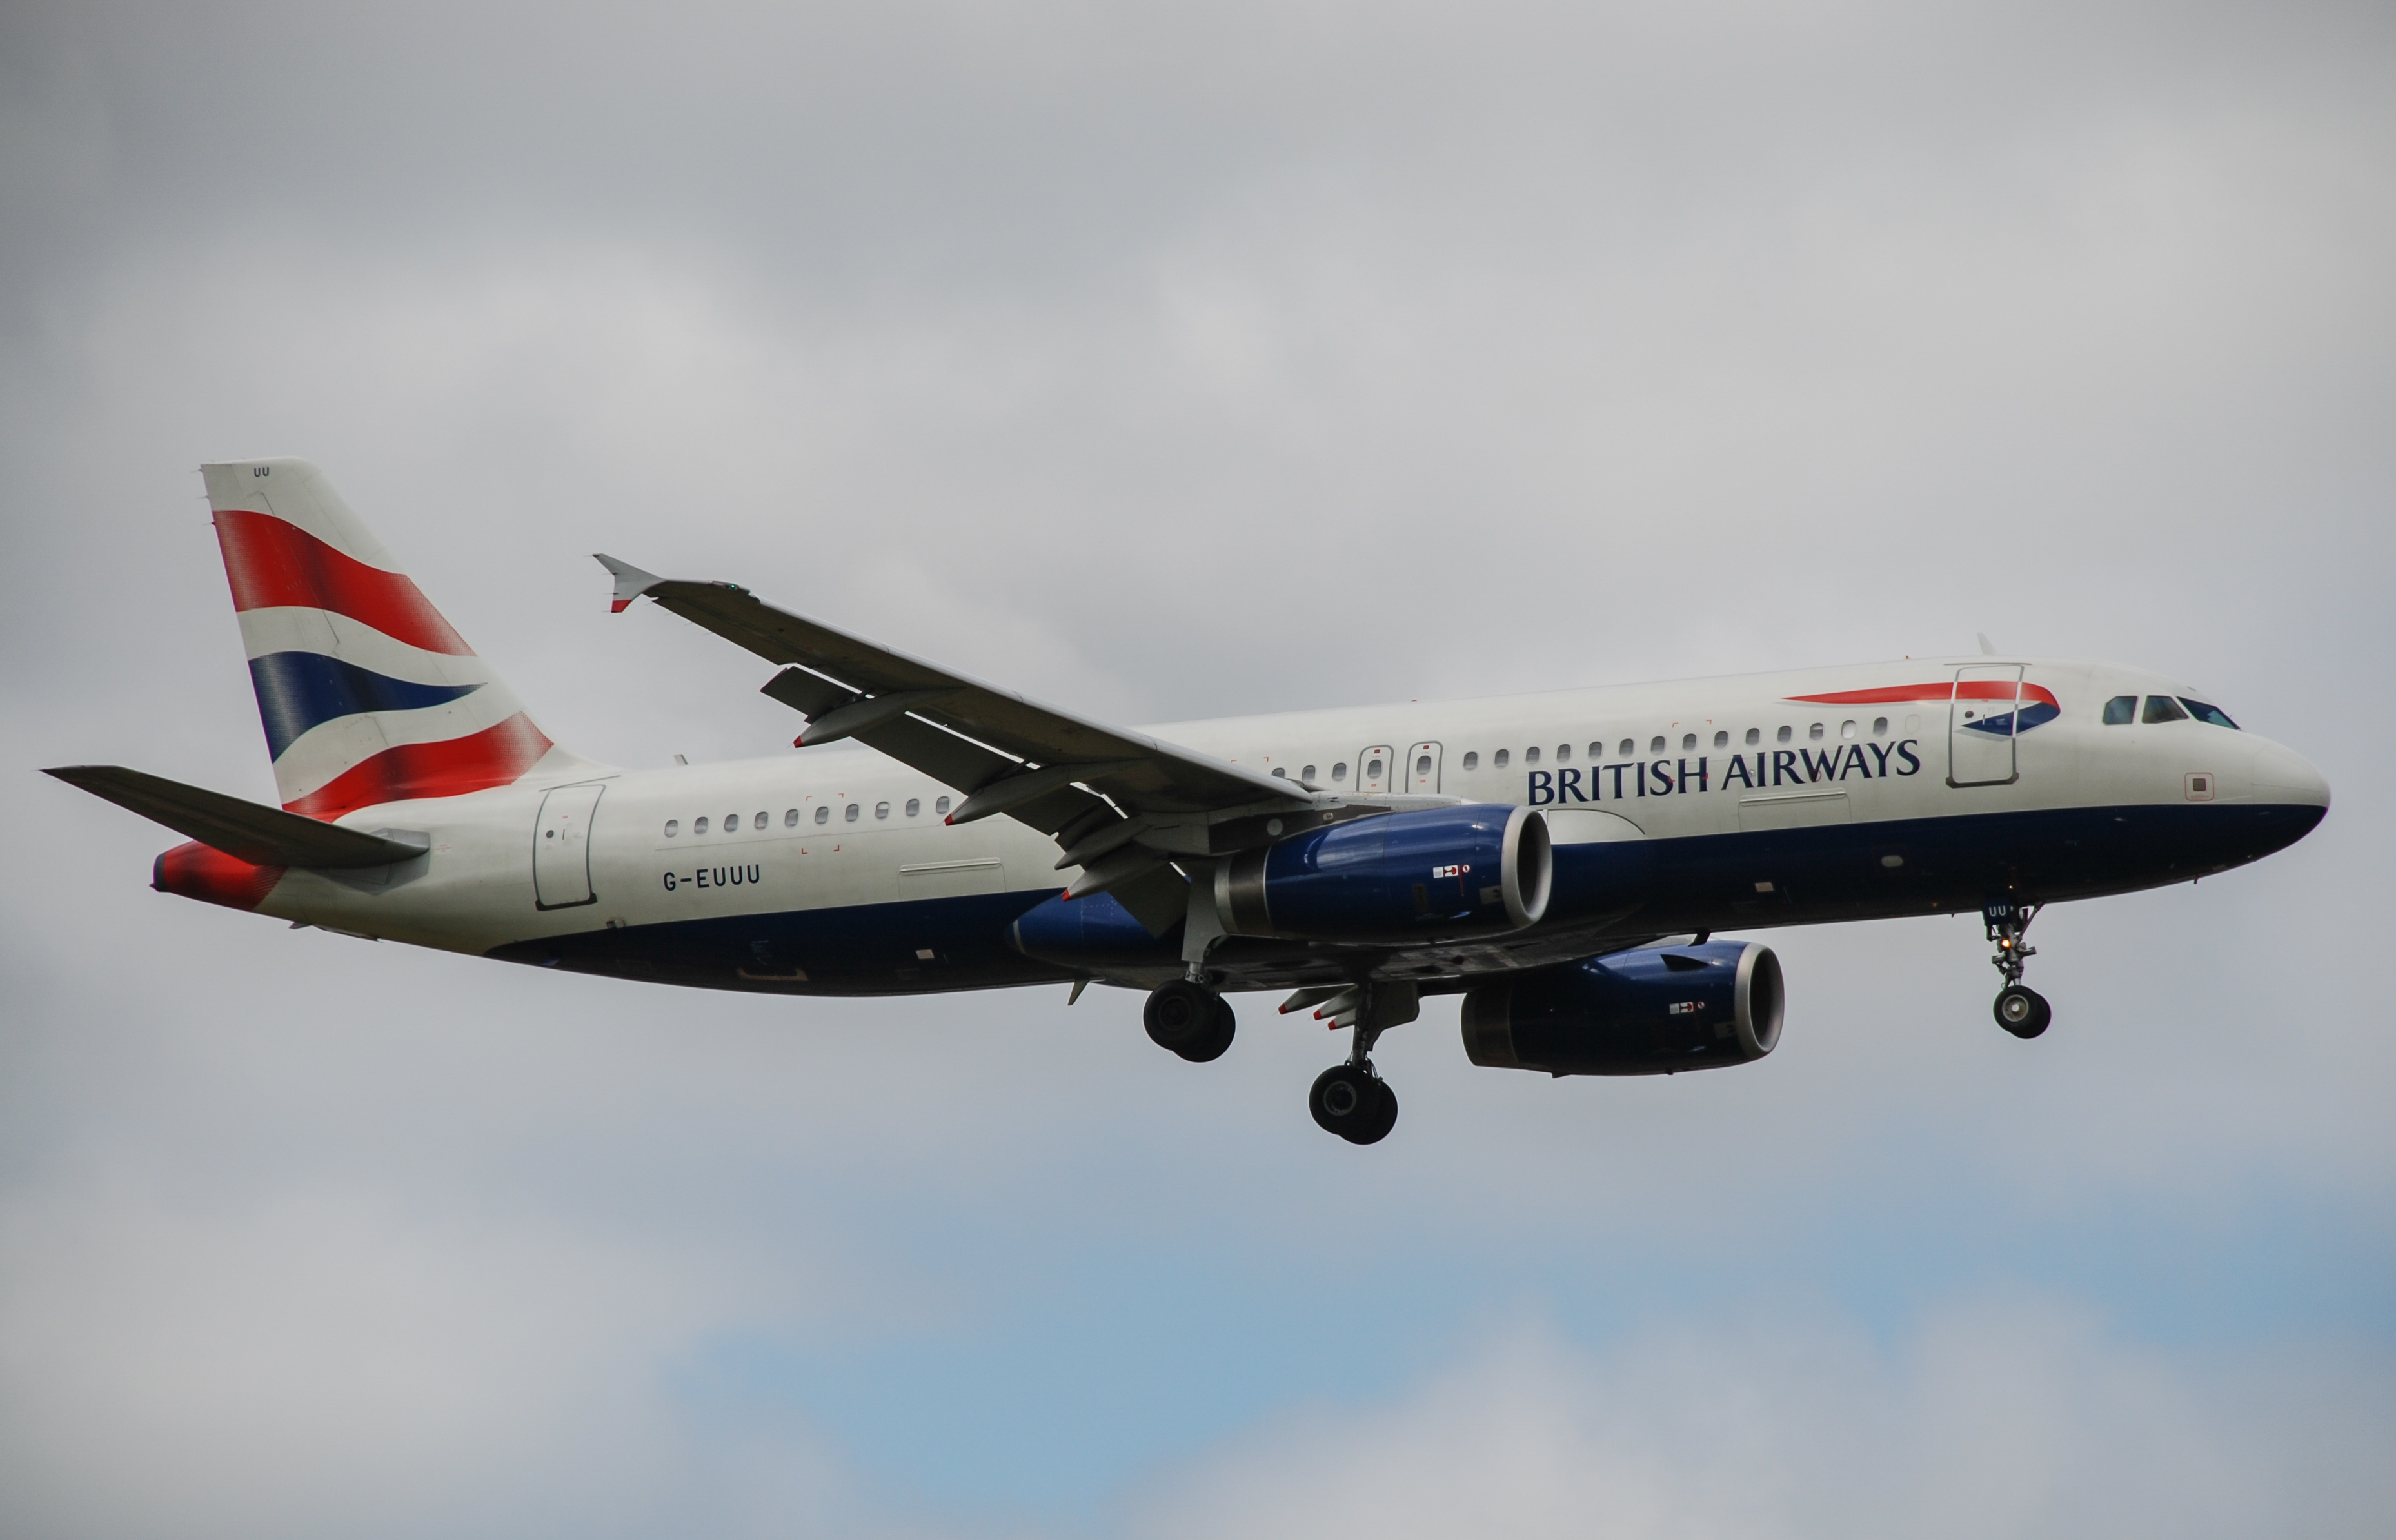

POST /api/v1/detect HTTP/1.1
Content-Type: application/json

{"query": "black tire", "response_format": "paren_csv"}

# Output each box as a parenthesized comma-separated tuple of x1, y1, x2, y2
(1356, 1078, 1398, 1144)
(1994, 985, 2052, 1039)
(1310, 1064, 1396, 1144)
(1177, 996, 1237, 1063)
(1144, 979, 1216, 1053)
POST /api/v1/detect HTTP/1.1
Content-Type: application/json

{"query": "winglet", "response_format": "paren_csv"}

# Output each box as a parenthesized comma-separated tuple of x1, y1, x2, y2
(595, 554, 665, 613)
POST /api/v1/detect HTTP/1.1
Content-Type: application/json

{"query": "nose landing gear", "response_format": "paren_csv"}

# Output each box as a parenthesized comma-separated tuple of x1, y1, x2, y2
(1985, 900, 2051, 1039)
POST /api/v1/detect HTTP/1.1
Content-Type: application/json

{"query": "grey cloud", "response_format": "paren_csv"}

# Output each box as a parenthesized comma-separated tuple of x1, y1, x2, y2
(3, 0, 2392, 1534)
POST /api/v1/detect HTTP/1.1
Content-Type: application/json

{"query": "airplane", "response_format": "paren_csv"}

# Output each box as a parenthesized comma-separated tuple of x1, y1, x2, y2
(45, 459, 2331, 1144)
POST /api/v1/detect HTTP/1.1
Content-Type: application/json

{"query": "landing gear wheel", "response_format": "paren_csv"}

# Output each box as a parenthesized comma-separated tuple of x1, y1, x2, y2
(1309, 1064, 1398, 1144)
(1994, 984, 2052, 1039)
(1176, 996, 1237, 1063)
(1144, 978, 1210, 1051)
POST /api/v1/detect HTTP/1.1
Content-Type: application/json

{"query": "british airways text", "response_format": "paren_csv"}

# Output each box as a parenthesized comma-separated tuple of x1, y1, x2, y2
(1525, 740, 1923, 805)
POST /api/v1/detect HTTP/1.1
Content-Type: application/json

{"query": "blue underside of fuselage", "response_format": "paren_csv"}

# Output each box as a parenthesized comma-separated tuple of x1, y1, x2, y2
(486, 800, 2323, 996)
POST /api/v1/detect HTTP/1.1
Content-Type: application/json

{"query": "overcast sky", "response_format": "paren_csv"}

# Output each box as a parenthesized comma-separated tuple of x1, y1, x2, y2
(4, 1, 2393, 1535)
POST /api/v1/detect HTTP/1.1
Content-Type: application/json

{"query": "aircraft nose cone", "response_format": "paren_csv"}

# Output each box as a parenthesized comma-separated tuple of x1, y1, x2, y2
(2253, 740, 2330, 809)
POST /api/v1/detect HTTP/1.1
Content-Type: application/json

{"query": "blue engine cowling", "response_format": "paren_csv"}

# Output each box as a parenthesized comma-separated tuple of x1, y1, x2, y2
(1215, 804, 1550, 942)
(1460, 940, 1783, 1075)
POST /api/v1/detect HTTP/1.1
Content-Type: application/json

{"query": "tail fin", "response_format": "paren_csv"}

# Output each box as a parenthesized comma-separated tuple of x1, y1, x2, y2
(199, 458, 569, 818)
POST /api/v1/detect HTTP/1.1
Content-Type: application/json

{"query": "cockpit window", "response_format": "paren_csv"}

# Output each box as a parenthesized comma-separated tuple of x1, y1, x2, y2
(2102, 695, 2136, 725)
(2141, 695, 2190, 724)
(2179, 698, 2239, 729)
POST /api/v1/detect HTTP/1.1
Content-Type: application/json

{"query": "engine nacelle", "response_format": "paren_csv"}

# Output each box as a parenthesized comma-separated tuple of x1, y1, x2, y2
(1461, 940, 1783, 1076)
(1215, 804, 1551, 942)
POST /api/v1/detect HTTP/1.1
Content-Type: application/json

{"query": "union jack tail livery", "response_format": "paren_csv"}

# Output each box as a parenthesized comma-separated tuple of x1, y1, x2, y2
(201, 459, 569, 818)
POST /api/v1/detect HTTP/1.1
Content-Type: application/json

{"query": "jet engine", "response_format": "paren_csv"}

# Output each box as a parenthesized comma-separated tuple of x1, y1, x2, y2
(1215, 804, 1551, 942)
(1461, 940, 1783, 1075)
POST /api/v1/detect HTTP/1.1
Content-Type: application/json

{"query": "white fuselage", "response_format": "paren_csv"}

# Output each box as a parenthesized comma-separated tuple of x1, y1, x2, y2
(244, 654, 2325, 976)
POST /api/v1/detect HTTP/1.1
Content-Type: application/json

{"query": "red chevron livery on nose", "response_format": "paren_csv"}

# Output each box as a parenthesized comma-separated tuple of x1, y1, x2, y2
(1787, 680, 2061, 708)
(213, 508, 474, 656)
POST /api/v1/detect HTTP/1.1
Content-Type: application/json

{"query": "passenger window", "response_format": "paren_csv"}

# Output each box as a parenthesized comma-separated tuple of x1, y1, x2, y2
(1808, 723, 1824, 741)
(875, 801, 890, 820)
(1554, 744, 1570, 763)
(1494, 749, 1510, 769)
(1712, 731, 1728, 749)
(754, 810, 767, 831)
(1367, 756, 1385, 778)
(784, 808, 799, 827)
(1462, 752, 1479, 771)
(694, 816, 709, 835)
(1872, 718, 1888, 737)
(1587, 742, 1603, 759)
(845, 804, 860, 822)
(936, 796, 953, 815)
(1272, 767, 1289, 778)
(1777, 726, 1792, 744)
(1416, 755, 1433, 776)
(2142, 695, 2189, 724)
(2103, 695, 2137, 725)
(724, 813, 740, 831)
(1525, 747, 1540, 765)
(2181, 698, 2240, 729)
(1648, 736, 1665, 755)
(814, 805, 829, 825)
(1840, 721, 1857, 741)
(1302, 765, 1317, 782)
(1332, 762, 1348, 782)
(1680, 733, 1696, 752)
(1745, 728, 1760, 746)
(664, 819, 680, 837)
(906, 798, 920, 816)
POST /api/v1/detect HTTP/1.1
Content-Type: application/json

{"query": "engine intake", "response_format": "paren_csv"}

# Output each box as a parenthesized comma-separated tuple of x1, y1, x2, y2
(1461, 940, 1783, 1075)
(1216, 804, 1550, 942)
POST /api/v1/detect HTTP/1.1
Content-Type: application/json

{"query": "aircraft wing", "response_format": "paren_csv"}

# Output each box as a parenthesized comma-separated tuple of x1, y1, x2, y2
(598, 557, 1315, 933)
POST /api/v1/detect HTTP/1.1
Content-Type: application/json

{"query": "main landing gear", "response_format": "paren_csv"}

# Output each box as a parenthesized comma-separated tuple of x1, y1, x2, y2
(1143, 978, 1236, 1063)
(1310, 1047, 1398, 1145)
(1985, 900, 2052, 1039)
(1138, 976, 1407, 1144)
(1305, 982, 1414, 1145)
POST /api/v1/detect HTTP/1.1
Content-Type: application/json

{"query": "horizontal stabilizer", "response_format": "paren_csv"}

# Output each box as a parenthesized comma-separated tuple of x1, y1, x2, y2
(43, 765, 429, 869)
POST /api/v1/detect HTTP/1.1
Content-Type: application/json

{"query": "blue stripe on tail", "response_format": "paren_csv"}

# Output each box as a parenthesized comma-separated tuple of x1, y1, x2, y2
(247, 651, 483, 760)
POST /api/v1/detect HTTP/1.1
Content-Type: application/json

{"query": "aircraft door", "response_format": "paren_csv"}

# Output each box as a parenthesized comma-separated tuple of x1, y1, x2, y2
(1357, 745, 1394, 796)
(533, 782, 605, 908)
(1948, 666, 2024, 787)
(1406, 742, 1441, 795)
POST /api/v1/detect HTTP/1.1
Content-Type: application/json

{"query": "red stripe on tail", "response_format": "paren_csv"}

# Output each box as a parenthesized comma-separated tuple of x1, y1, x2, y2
(213, 509, 474, 656)
(153, 841, 285, 910)
(281, 712, 553, 818)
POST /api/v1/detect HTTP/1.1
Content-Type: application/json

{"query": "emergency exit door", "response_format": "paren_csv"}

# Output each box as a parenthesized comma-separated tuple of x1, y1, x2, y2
(1356, 745, 1395, 795)
(1405, 742, 1442, 795)
(533, 782, 605, 909)
(1948, 666, 2023, 787)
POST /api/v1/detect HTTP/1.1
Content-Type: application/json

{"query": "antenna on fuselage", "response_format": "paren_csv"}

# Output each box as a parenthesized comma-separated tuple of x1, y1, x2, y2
(1977, 633, 1997, 656)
